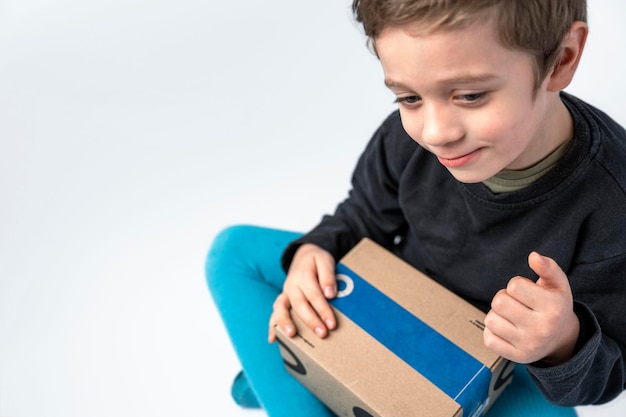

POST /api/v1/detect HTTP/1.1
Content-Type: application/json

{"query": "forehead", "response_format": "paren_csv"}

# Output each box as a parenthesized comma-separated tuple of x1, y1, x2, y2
(375, 19, 533, 89)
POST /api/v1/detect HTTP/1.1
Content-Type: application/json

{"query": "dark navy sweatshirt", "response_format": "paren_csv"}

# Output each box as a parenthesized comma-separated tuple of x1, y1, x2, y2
(282, 92, 626, 406)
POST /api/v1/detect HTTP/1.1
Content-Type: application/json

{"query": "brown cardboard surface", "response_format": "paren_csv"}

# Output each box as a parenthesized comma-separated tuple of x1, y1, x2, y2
(276, 238, 512, 417)
(340, 238, 498, 367)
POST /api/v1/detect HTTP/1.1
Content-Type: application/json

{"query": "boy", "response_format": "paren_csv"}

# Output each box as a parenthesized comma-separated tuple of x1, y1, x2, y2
(207, 0, 625, 415)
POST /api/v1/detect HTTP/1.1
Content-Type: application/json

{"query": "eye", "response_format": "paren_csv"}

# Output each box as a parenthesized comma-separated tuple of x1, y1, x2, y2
(455, 92, 486, 103)
(394, 95, 421, 106)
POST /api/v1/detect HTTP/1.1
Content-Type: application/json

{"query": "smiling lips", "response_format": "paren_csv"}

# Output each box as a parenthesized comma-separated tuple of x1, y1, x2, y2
(436, 149, 482, 168)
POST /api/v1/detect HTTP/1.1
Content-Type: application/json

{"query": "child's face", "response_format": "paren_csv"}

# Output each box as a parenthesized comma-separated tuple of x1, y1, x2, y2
(376, 19, 570, 183)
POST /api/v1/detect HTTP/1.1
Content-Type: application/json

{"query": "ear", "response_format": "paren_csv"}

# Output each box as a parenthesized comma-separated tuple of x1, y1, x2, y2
(547, 21, 588, 91)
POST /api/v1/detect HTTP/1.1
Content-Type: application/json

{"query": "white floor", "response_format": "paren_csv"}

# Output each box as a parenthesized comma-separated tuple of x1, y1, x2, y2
(1, 1, 625, 416)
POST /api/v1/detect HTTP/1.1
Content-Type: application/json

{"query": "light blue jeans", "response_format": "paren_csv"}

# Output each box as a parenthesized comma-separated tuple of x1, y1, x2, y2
(205, 224, 577, 417)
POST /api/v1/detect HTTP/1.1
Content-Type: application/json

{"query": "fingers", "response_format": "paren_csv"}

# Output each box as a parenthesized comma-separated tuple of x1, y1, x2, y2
(488, 288, 529, 330)
(289, 282, 335, 338)
(268, 285, 335, 343)
(500, 276, 538, 310)
(484, 288, 530, 361)
(268, 293, 295, 343)
(313, 251, 338, 331)
(528, 251, 571, 292)
(483, 326, 517, 361)
(268, 244, 338, 343)
(317, 255, 338, 300)
(484, 252, 577, 364)
(292, 245, 337, 334)
(502, 253, 572, 311)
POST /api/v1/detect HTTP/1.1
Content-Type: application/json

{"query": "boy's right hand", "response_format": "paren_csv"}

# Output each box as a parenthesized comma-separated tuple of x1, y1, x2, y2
(268, 243, 337, 343)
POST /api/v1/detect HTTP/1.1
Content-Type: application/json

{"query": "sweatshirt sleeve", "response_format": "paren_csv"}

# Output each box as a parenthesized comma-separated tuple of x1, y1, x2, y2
(281, 111, 418, 272)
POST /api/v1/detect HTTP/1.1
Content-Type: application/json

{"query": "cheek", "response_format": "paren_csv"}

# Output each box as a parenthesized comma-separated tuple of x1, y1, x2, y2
(493, 95, 541, 135)
(474, 108, 529, 146)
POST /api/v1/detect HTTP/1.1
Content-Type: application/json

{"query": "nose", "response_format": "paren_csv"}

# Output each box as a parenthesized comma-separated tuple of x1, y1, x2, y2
(419, 102, 464, 147)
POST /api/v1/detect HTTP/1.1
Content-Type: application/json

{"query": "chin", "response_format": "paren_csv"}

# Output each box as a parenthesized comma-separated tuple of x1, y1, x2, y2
(447, 169, 494, 184)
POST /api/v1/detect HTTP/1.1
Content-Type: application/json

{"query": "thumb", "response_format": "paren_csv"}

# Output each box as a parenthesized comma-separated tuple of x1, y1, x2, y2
(528, 251, 570, 291)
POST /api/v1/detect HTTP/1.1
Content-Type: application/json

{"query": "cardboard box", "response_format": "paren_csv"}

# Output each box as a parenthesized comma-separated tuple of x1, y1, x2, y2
(276, 238, 513, 417)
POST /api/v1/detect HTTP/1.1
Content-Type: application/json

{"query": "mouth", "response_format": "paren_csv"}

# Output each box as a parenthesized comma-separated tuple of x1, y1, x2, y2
(436, 149, 482, 168)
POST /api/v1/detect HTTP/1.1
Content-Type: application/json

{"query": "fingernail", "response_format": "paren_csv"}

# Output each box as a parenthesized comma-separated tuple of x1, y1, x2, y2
(284, 325, 294, 335)
(324, 286, 335, 298)
(315, 326, 325, 337)
(325, 318, 335, 329)
(537, 253, 547, 266)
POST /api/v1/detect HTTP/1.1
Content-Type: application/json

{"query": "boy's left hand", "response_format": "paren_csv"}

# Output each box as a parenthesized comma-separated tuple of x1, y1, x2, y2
(484, 252, 580, 365)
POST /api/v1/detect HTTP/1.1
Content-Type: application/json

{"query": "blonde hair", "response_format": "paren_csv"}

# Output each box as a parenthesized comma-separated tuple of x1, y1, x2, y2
(352, 0, 587, 88)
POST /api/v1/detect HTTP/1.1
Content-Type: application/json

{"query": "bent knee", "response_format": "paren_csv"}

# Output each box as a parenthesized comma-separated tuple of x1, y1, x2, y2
(205, 224, 259, 289)
(210, 224, 258, 254)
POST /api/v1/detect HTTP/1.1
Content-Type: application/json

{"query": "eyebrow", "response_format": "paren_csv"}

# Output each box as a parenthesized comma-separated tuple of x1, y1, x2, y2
(384, 73, 499, 89)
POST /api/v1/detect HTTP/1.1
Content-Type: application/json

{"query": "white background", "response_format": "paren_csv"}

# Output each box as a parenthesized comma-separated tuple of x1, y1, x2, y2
(1, 1, 625, 416)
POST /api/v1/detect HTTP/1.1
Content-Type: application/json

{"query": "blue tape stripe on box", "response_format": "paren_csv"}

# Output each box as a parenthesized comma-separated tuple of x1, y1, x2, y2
(332, 263, 491, 413)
